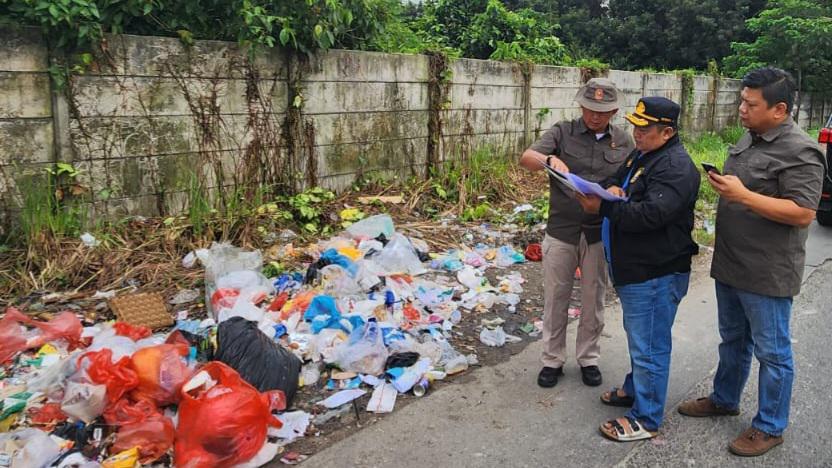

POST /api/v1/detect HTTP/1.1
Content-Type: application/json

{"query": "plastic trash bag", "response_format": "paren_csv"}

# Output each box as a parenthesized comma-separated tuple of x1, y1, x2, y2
(195, 242, 264, 317)
(61, 382, 107, 423)
(26, 350, 81, 399)
(0, 428, 61, 468)
(113, 322, 152, 341)
(345, 214, 394, 240)
(320, 264, 362, 296)
(0, 307, 83, 363)
(377, 234, 427, 276)
(130, 344, 192, 406)
(103, 398, 158, 426)
(332, 320, 388, 375)
(215, 317, 302, 404)
(479, 326, 522, 347)
(175, 362, 285, 468)
(80, 349, 139, 403)
(87, 328, 139, 362)
(111, 412, 175, 464)
(495, 245, 525, 267)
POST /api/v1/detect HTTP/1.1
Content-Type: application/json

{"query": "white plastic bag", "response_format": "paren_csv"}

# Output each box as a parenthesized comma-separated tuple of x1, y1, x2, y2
(332, 321, 388, 375)
(376, 234, 427, 276)
(61, 382, 106, 423)
(2, 428, 61, 468)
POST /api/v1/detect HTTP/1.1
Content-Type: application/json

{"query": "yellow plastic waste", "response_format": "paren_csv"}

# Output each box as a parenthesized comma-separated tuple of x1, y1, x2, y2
(102, 447, 140, 468)
(336, 247, 362, 261)
(36, 344, 59, 357)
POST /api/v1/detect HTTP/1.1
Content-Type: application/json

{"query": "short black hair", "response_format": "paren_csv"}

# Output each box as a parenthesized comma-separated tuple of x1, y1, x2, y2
(742, 67, 796, 113)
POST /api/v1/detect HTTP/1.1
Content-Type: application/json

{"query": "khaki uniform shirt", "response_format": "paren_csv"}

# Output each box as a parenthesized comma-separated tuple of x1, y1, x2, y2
(711, 118, 826, 297)
(530, 118, 634, 245)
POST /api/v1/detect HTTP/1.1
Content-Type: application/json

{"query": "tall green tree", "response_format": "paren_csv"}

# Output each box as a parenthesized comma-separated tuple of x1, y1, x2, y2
(725, 0, 832, 118)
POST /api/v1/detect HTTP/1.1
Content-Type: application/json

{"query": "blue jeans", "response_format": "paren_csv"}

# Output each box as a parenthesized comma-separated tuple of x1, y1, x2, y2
(710, 281, 794, 436)
(617, 272, 690, 431)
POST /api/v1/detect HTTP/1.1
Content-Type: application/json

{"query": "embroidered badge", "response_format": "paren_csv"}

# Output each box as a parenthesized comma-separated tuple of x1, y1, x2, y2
(594, 88, 605, 101)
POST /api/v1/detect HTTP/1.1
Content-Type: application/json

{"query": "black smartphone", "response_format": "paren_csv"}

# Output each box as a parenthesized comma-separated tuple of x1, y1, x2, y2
(701, 162, 721, 175)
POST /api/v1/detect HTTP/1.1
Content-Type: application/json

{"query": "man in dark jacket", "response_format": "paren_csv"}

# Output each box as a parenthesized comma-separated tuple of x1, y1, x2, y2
(575, 96, 700, 442)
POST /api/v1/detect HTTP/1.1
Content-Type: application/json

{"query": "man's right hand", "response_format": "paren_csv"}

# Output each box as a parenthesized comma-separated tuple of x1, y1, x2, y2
(548, 155, 570, 174)
(606, 185, 625, 197)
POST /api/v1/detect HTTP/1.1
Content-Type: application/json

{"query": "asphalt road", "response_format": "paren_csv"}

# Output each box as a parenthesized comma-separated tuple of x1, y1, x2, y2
(308, 222, 832, 467)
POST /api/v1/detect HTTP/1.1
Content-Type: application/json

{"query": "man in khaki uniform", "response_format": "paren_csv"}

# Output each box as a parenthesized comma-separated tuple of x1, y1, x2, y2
(519, 78, 635, 388)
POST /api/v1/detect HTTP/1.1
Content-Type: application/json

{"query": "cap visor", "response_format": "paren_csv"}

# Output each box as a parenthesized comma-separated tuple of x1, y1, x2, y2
(624, 113, 650, 127)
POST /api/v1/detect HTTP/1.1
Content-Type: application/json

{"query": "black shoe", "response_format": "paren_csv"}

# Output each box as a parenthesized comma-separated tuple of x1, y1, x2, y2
(581, 365, 603, 386)
(537, 366, 564, 388)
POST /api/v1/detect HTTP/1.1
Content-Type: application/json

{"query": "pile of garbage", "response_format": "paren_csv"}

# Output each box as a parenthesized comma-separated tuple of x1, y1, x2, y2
(0, 215, 529, 467)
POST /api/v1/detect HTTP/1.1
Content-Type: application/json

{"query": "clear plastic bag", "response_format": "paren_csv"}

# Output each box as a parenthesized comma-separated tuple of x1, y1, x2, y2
(345, 214, 394, 240)
(377, 234, 427, 276)
(195, 243, 265, 317)
(332, 320, 388, 375)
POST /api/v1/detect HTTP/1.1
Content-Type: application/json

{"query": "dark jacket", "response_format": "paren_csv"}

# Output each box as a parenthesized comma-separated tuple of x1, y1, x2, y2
(599, 134, 700, 286)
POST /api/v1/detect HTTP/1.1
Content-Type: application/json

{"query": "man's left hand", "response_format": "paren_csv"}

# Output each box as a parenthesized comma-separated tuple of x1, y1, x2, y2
(707, 172, 751, 204)
(576, 193, 602, 214)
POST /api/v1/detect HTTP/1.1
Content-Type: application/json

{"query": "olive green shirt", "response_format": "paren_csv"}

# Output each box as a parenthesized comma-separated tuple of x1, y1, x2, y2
(711, 118, 826, 297)
(530, 118, 634, 245)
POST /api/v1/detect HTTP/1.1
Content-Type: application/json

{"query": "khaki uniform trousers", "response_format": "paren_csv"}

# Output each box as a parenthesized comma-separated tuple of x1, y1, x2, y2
(540, 233, 607, 368)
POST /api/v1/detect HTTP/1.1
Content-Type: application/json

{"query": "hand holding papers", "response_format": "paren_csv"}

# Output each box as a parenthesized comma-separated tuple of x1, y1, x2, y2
(539, 161, 627, 202)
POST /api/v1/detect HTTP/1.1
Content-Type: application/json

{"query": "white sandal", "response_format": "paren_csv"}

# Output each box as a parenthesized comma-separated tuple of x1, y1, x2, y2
(599, 417, 657, 442)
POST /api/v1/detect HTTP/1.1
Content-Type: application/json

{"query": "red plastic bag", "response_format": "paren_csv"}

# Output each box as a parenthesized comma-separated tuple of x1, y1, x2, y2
(211, 288, 240, 311)
(174, 362, 284, 468)
(111, 412, 175, 464)
(28, 403, 67, 426)
(103, 398, 158, 426)
(130, 344, 192, 406)
(113, 322, 152, 341)
(80, 349, 139, 404)
(165, 330, 191, 347)
(0, 308, 83, 363)
(524, 243, 542, 262)
(267, 292, 289, 312)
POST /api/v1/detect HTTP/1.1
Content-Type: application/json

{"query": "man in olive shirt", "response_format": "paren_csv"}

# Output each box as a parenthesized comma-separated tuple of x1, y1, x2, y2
(679, 67, 826, 457)
(519, 78, 634, 388)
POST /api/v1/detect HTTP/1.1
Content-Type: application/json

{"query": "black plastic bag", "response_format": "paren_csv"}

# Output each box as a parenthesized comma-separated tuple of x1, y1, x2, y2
(215, 317, 302, 405)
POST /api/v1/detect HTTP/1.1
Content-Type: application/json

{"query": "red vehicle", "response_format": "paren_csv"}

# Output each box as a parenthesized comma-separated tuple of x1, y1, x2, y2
(818, 115, 832, 226)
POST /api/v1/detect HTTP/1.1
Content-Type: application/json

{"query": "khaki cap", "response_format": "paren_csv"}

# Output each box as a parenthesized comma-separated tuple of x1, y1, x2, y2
(574, 78, 622, 112)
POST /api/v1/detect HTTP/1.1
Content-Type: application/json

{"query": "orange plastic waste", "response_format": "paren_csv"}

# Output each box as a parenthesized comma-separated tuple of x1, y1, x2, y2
(130, 344, 192, 406)
(279, 290, 316, 321)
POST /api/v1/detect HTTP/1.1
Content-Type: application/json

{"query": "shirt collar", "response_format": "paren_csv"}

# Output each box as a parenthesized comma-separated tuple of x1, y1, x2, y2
(753, 117, 793, 143)
(577, 118, 611, 138)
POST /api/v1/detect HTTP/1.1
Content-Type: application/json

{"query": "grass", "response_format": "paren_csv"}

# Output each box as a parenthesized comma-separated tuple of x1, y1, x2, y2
(683, 125, 746, 246)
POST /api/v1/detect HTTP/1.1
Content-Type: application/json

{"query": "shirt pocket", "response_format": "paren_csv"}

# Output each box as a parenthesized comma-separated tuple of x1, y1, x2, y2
(560, 140, 591, 172)
(744, 157, 779, 196)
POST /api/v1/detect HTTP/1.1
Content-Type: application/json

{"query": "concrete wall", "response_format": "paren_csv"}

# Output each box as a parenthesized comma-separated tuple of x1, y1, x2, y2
(2, 29, 830, 221)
